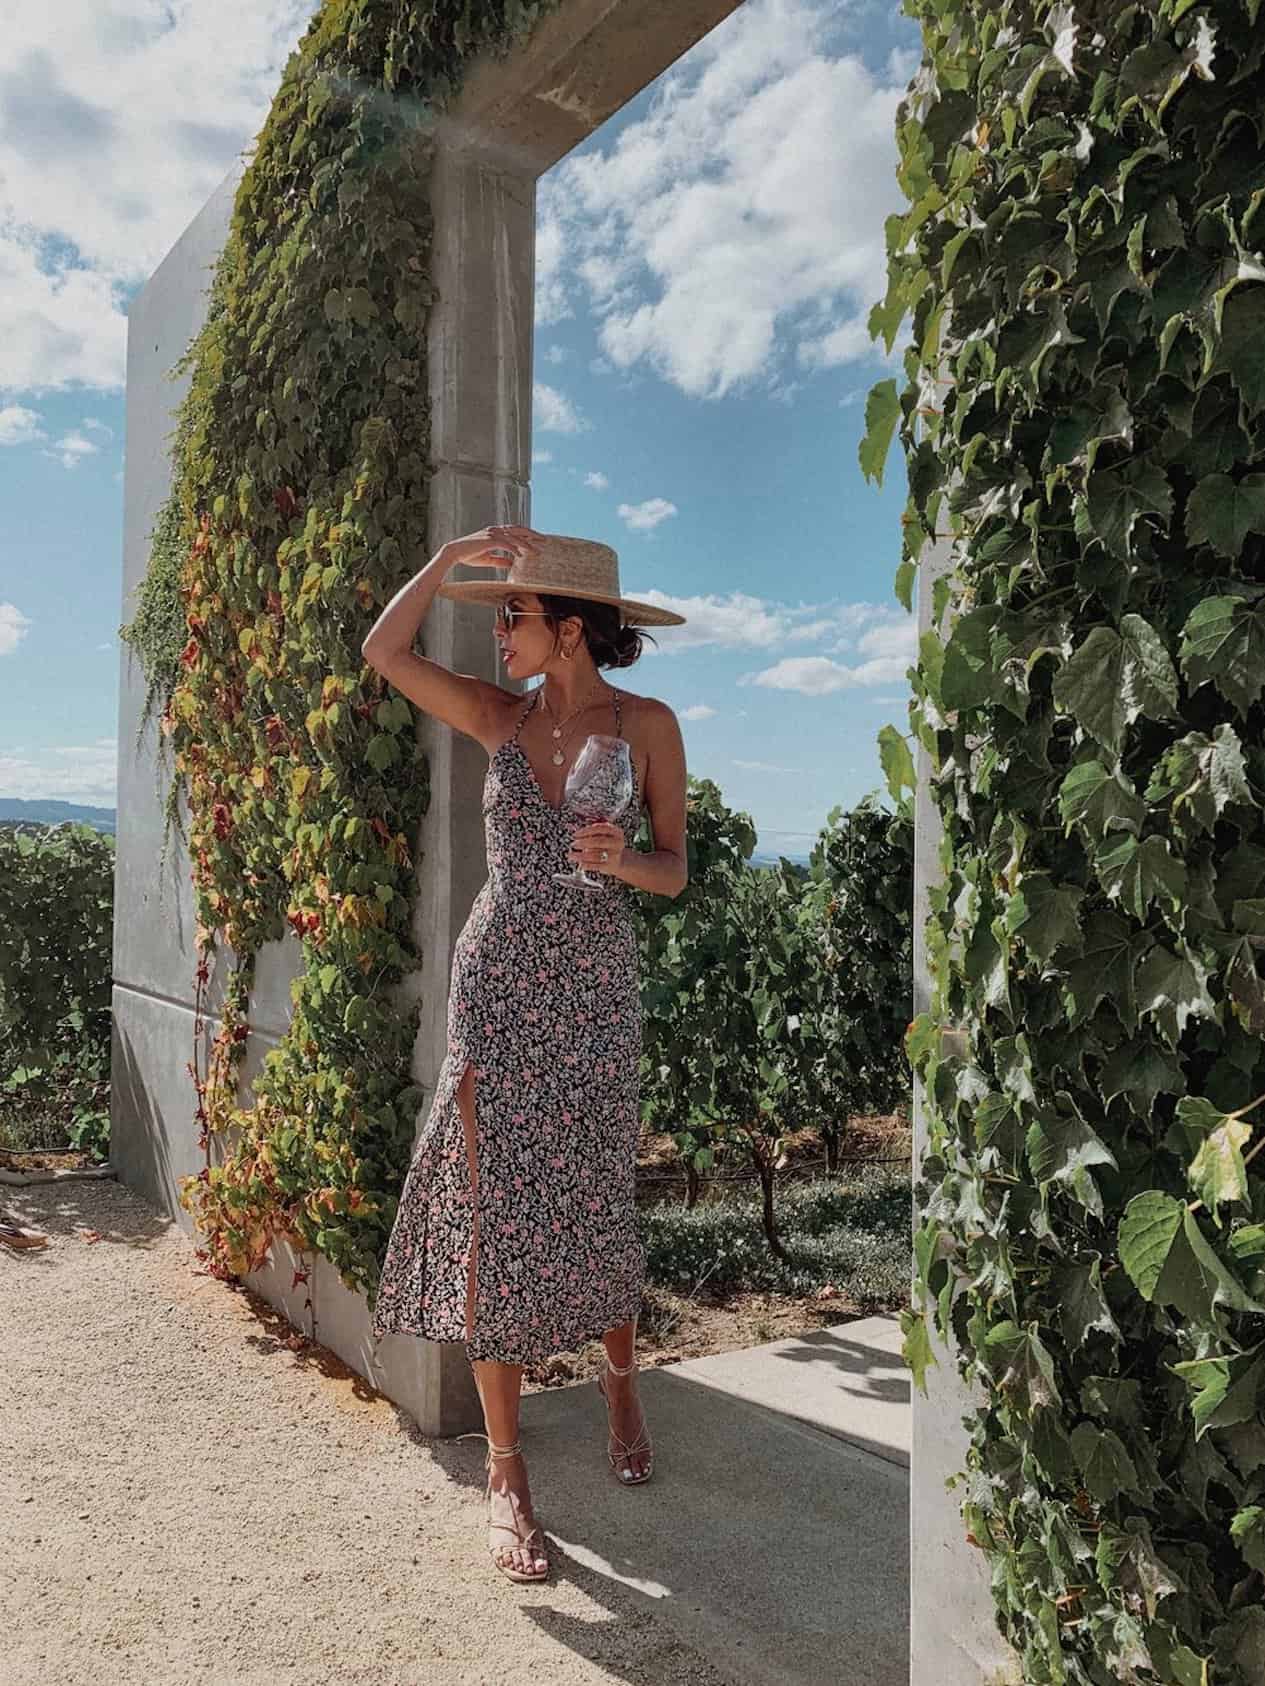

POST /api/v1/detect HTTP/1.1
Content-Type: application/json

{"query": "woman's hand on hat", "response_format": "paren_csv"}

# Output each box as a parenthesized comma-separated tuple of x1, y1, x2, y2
(442, 525, 543, 571)
(568, 822, 625, 875)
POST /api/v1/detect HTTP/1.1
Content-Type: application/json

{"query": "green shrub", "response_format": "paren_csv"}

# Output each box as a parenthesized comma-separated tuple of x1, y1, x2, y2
(640, 1165, 911, 1307)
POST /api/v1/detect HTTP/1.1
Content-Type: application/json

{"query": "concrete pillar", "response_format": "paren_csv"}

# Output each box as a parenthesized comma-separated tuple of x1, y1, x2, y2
(909, 536, 1020, 1684)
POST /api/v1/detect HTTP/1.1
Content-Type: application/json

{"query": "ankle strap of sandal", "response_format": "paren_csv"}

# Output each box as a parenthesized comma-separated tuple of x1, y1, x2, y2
(455, 1431, 523, 1460)
(606, 1355, 638, 1375)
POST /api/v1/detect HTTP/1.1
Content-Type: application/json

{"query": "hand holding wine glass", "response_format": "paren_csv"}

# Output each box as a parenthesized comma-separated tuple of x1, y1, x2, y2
(554, 735, 634, 892)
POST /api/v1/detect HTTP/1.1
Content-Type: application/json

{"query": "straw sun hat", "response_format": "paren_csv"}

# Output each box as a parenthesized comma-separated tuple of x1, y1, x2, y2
(437, 533, 686, 628)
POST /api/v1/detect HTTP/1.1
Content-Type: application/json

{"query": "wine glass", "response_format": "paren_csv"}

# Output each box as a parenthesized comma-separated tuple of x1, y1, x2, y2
(552, 735, 634, 892)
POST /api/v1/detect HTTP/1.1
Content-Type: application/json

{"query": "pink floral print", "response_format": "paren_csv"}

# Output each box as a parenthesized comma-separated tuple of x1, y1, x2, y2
(370, 688, 645, 1363)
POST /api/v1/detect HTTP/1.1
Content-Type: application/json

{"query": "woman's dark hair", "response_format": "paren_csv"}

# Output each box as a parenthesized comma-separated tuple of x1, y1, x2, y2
(537, 593, 657, 670)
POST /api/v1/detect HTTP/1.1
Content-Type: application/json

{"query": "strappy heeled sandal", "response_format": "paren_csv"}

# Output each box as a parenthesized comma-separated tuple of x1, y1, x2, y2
(596, 1355, 654, 1485)
(473, 1437, 550, 1582)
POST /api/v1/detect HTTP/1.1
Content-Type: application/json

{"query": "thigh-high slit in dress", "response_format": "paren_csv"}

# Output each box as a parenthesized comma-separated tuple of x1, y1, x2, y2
(370, 685, 646, 1364)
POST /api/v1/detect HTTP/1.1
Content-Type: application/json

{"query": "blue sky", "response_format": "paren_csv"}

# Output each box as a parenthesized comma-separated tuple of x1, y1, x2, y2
(0, 0, 919, 860)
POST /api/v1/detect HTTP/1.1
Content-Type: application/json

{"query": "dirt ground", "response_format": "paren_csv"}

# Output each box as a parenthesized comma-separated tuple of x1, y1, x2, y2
(3, 1116, 912, 1407)
(2, 1176, 735, 1686)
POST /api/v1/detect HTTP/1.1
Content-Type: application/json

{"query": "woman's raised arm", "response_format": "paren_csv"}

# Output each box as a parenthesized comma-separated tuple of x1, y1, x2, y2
(360, 526, 538, 746)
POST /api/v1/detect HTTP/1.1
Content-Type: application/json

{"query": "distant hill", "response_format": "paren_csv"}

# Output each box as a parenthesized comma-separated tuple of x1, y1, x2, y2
(0, 799, 117, 835)
(750, 849, 811, 872)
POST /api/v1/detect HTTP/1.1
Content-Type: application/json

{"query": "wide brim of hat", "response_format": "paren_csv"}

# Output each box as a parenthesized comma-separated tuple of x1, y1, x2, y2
(437, 577, 686, 628)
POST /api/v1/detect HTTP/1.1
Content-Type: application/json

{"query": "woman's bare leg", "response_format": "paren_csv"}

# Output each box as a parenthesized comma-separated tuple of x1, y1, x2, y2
(601, 1317, 652, 1481)
(457, 1063, 547, 1574)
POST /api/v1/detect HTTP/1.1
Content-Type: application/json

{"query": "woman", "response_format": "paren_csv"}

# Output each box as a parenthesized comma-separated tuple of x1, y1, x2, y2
(362, 523, 688, 1583)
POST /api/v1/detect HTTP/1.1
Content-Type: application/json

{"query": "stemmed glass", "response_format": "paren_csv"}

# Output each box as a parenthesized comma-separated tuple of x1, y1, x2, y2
(552, 734, 634, 892)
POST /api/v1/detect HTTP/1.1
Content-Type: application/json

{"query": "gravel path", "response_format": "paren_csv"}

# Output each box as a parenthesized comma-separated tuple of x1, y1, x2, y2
(2, 1178, 730, 1686)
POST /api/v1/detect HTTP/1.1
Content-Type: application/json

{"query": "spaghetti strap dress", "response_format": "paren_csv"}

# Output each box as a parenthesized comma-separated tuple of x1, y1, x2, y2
(370, 685, 646, 1364)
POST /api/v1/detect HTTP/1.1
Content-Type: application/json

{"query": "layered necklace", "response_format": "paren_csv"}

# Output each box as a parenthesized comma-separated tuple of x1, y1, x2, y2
(534, 676, 608, 765)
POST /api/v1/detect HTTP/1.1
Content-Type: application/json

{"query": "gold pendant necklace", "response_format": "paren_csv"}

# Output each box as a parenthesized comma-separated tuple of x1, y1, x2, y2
(539, 679, 605, 765)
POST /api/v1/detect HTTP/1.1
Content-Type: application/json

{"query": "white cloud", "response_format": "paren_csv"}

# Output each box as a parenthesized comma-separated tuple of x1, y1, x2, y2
(738, 621, 916, 693)
(544, 344, 569, 364)
(0, 404, 46, 446)
(626, 588, 910, 659)
(533, 381, 589, 434)
(679, 703, 716, 720)
(846, 617, 917, 664)
(734, 757, 800, 773)
(83, 416, 113, 437)
(536, 0, 909, 401)
(584, 470, 609, 490)
(617, 497, 677, 533)
(44, 429, 101, 469)
(532, 448, 553, 464)
(0, 2, 312, 398)
(0, 736, 117, 805)
(0, 602, 33, 655)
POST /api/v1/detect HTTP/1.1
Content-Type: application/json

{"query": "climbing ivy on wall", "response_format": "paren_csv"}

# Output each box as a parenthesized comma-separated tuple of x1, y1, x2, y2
(866, 1, 1265, 1679)
(119, 0, 567, 1298)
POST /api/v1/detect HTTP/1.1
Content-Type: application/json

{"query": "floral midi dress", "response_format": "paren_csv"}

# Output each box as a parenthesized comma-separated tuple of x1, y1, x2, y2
(370, 685, 646, 1364)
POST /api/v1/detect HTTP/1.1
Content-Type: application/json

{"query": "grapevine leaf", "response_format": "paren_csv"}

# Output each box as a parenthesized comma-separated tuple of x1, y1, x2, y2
(1173, 1349, 1265, 1439)
(1118, 1191, 1265, 1318)
(859, 378, 900, 485)
(1008, 873, 1085, 964)
(1184, 476, 1265, 558)
(1179, 595, 1265, 715)
(1071, 1420, 1140, 1502)
(1136, 941, 1216, 1047)
(1052, 616, 1178, 754)
(1230, 1507, 1265, 1574)
(1085, 461, 1174, 558)
(1058, 1257, 1121, 1351)
(1094, 833, 1187, 921)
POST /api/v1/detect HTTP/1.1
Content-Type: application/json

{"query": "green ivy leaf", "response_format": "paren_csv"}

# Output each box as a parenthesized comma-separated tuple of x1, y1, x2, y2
(1058, 1256, 1121, 1351)
(859, 378, 900, 485)
(1072, 1420, 1140, 1502)
(1145, 725, 1253, 834)
(1118, 1191, 1265, 1318)
(1063, 913, 1145, 1030)
(1095, 1519, 1178, 1620)
(1027, 1097, 1117, 1217)
(1230, 1506, 1265, 1573)
(1058, 759, 1145, 839)
(1136, 941, 1216, 1048)
(1007, 873, 1085, 964)
(1052, 616, 1178, 754)
(1085, 462, 1174, 558)
(1213, 289, 1265, 412)
(1173, 1348, 1265, 1439)
(1184, 475, 1265, 558)
(1179, 595, 1265, 715)
(1094, 833, 1187, 921)
(940, 606, 998, 713)
(984, 1319, 1061, 1415)
(1098, 1037, 1185, 1110)
(877, 723, 916, 805)
(900, 1306, 936, 1395)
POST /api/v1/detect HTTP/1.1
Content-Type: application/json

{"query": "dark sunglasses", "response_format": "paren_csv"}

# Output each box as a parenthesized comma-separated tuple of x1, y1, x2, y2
(494, 604, 553, 634)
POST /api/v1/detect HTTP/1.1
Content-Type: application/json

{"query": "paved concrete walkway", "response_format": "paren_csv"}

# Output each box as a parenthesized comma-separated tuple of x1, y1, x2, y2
(3, 1177, 908, 1686)
(528, 1316, 910, 1686)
